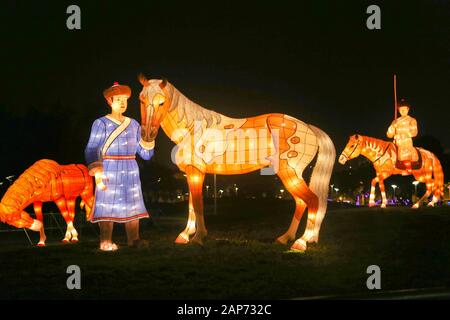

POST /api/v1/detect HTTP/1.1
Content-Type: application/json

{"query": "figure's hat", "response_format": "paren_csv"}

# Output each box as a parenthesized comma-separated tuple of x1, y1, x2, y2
(103, 82, 131, 104)
(397, 98, 410, 108)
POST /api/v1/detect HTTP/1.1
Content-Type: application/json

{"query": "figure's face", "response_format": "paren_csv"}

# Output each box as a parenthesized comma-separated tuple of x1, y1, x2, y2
(138, 76, 168, 141)
(398, 106, 409, 116)
(111, 95, 128, 114)
(339, 134, 363, 165)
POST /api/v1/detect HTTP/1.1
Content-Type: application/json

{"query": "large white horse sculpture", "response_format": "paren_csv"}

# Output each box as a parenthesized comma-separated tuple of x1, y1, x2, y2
(138, 75, 335, 251)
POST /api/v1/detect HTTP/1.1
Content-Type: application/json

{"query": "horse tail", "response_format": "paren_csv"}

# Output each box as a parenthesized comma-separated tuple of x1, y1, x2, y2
(431, 154, 444, 199)
(308, 125, 336, 242)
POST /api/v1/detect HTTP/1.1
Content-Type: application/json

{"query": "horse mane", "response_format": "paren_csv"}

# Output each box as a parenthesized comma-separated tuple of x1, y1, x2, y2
(361, 135, 393, 154)
(166, 82, 222, 128)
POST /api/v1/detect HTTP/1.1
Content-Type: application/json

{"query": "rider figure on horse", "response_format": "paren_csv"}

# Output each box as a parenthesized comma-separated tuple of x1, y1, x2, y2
(386, 98, 418, 173)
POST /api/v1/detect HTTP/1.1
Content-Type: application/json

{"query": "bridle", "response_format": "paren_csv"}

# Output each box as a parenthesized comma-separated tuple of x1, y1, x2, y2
(341, 140, 360, 161)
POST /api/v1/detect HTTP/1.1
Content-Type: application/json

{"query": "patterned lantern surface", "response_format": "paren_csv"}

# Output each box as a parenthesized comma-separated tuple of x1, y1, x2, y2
(138, 76, 336, 251)
(387, 100, 419, 164)
(0, 159, 94, 245)
(85, 114, 154, 223)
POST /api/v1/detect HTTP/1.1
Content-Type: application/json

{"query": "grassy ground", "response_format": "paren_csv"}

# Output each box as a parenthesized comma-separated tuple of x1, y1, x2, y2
(1, 199, 450, 299)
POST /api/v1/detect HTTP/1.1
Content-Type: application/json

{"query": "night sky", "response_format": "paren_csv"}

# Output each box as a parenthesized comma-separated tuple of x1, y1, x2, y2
(1, 0, 449, 179)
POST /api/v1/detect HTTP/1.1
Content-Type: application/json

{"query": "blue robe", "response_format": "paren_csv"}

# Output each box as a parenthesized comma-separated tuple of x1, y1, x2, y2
(85, 115, 154, 223)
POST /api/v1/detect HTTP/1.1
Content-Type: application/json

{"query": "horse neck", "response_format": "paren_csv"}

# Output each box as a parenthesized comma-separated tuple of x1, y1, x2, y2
(160, 84, 185, 142)
(360, 136, 390, 163)
(1, 176, 35, 212)
(160, 83, 211, 143)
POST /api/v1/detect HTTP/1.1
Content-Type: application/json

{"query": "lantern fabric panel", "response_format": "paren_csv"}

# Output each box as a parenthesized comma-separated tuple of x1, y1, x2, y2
(85, 116, 154, 223)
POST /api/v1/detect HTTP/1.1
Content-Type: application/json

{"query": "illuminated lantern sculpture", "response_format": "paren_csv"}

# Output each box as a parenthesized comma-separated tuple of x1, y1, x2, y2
(85, 82, 154, 251)
(387, 99, 418, 173)
(138, 75, 336, 251)
(339, 134, 444, 208)
(0, 159, 94, 246)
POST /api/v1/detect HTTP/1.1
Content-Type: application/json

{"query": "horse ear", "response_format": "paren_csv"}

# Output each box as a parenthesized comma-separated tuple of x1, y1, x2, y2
(354, 134, 360, 140)
(138, 73, 149, 86)
(159, 78, 168, 89)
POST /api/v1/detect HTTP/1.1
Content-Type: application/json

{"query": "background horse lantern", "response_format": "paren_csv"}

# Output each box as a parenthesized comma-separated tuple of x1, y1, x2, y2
(339, 134, 444, 208)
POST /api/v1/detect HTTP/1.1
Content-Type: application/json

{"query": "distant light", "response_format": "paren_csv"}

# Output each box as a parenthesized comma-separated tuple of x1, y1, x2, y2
(412, 181, 420, 186)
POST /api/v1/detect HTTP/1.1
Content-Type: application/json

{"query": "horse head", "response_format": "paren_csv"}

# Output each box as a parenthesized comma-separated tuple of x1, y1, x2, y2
(138, 73, 171, 142)
(339, 134, 364, 164)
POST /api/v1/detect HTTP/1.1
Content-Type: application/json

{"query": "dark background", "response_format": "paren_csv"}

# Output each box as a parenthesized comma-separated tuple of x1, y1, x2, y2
(0, 0, 449, 196)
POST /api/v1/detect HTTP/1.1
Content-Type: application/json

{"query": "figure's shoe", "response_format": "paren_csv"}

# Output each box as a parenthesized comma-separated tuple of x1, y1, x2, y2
(100, 242, 119, 251)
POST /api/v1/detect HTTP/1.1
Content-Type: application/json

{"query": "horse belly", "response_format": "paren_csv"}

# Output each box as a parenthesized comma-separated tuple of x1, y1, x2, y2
(59, 165, 86, 197)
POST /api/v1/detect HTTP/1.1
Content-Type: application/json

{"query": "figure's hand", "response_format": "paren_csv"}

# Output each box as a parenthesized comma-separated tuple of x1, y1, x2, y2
(95, 171, 108, 191)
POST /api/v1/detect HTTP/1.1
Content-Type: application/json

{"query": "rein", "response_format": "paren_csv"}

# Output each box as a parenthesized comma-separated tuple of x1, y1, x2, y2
(373, 143, 391, 164)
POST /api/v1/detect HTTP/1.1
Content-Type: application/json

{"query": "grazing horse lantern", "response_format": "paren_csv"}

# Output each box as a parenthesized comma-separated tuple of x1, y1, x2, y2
(138, 75, 336, 251)
(0, 159, 94, 245)
(339, 135, 444, 208)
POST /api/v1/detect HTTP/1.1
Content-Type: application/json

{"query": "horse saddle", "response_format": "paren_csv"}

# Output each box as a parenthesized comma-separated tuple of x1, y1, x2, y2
(394, 147, 422, 171)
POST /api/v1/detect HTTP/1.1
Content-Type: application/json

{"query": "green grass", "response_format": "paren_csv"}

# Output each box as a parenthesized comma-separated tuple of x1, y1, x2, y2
(1, 200, 450, 299)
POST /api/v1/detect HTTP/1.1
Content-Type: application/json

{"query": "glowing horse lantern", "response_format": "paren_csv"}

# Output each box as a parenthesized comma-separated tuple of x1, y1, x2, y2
(138, 75, 336, 251)
(0, 159, 94, 245)
(339, 135, 444, 208)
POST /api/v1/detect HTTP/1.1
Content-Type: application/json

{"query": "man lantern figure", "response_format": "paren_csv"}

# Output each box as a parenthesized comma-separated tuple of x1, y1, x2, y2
(387, 98, 418, 173)
(85, 82, 155, 251)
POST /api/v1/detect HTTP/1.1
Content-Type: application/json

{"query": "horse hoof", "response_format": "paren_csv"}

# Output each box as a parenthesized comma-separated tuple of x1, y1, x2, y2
(37, 242, 46, 247)
(175, 234, 189, 244)
(71, 238, 79, 243)
(290, 240, 307, 252)
(412, 204, 419, 209)
(276, 237, 288, 245)
(381, 204, 387, 208)
(191, 236, 205, 246)
(369, 203, 376, 208)
(276, 234, 292, 245)
(62, 239, 70, 244)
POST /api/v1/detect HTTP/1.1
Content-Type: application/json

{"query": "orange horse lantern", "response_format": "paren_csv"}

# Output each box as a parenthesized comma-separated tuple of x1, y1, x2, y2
(339, 135, 444, 208)
(0, 159, 94, 246)
(138, 75, 336, 251)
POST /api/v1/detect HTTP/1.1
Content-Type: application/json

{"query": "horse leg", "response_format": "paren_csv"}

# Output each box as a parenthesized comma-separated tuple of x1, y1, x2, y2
(276, 162, 318, 251)
(66, 198, 78, 243)
(369, 177, 379, 207)
(277, 197, 307, 245)
(378, 178, 388, 208)
(80, 189, 94, 221)
(413, 184, 432, 209)
(275, 164, 307, 244)
(185, 165, 207, 245)
(413, 168, 433, 208)
(175, 193, 197, 244)
(55, 198, 72, 243)
(33, 201, 47, 246)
